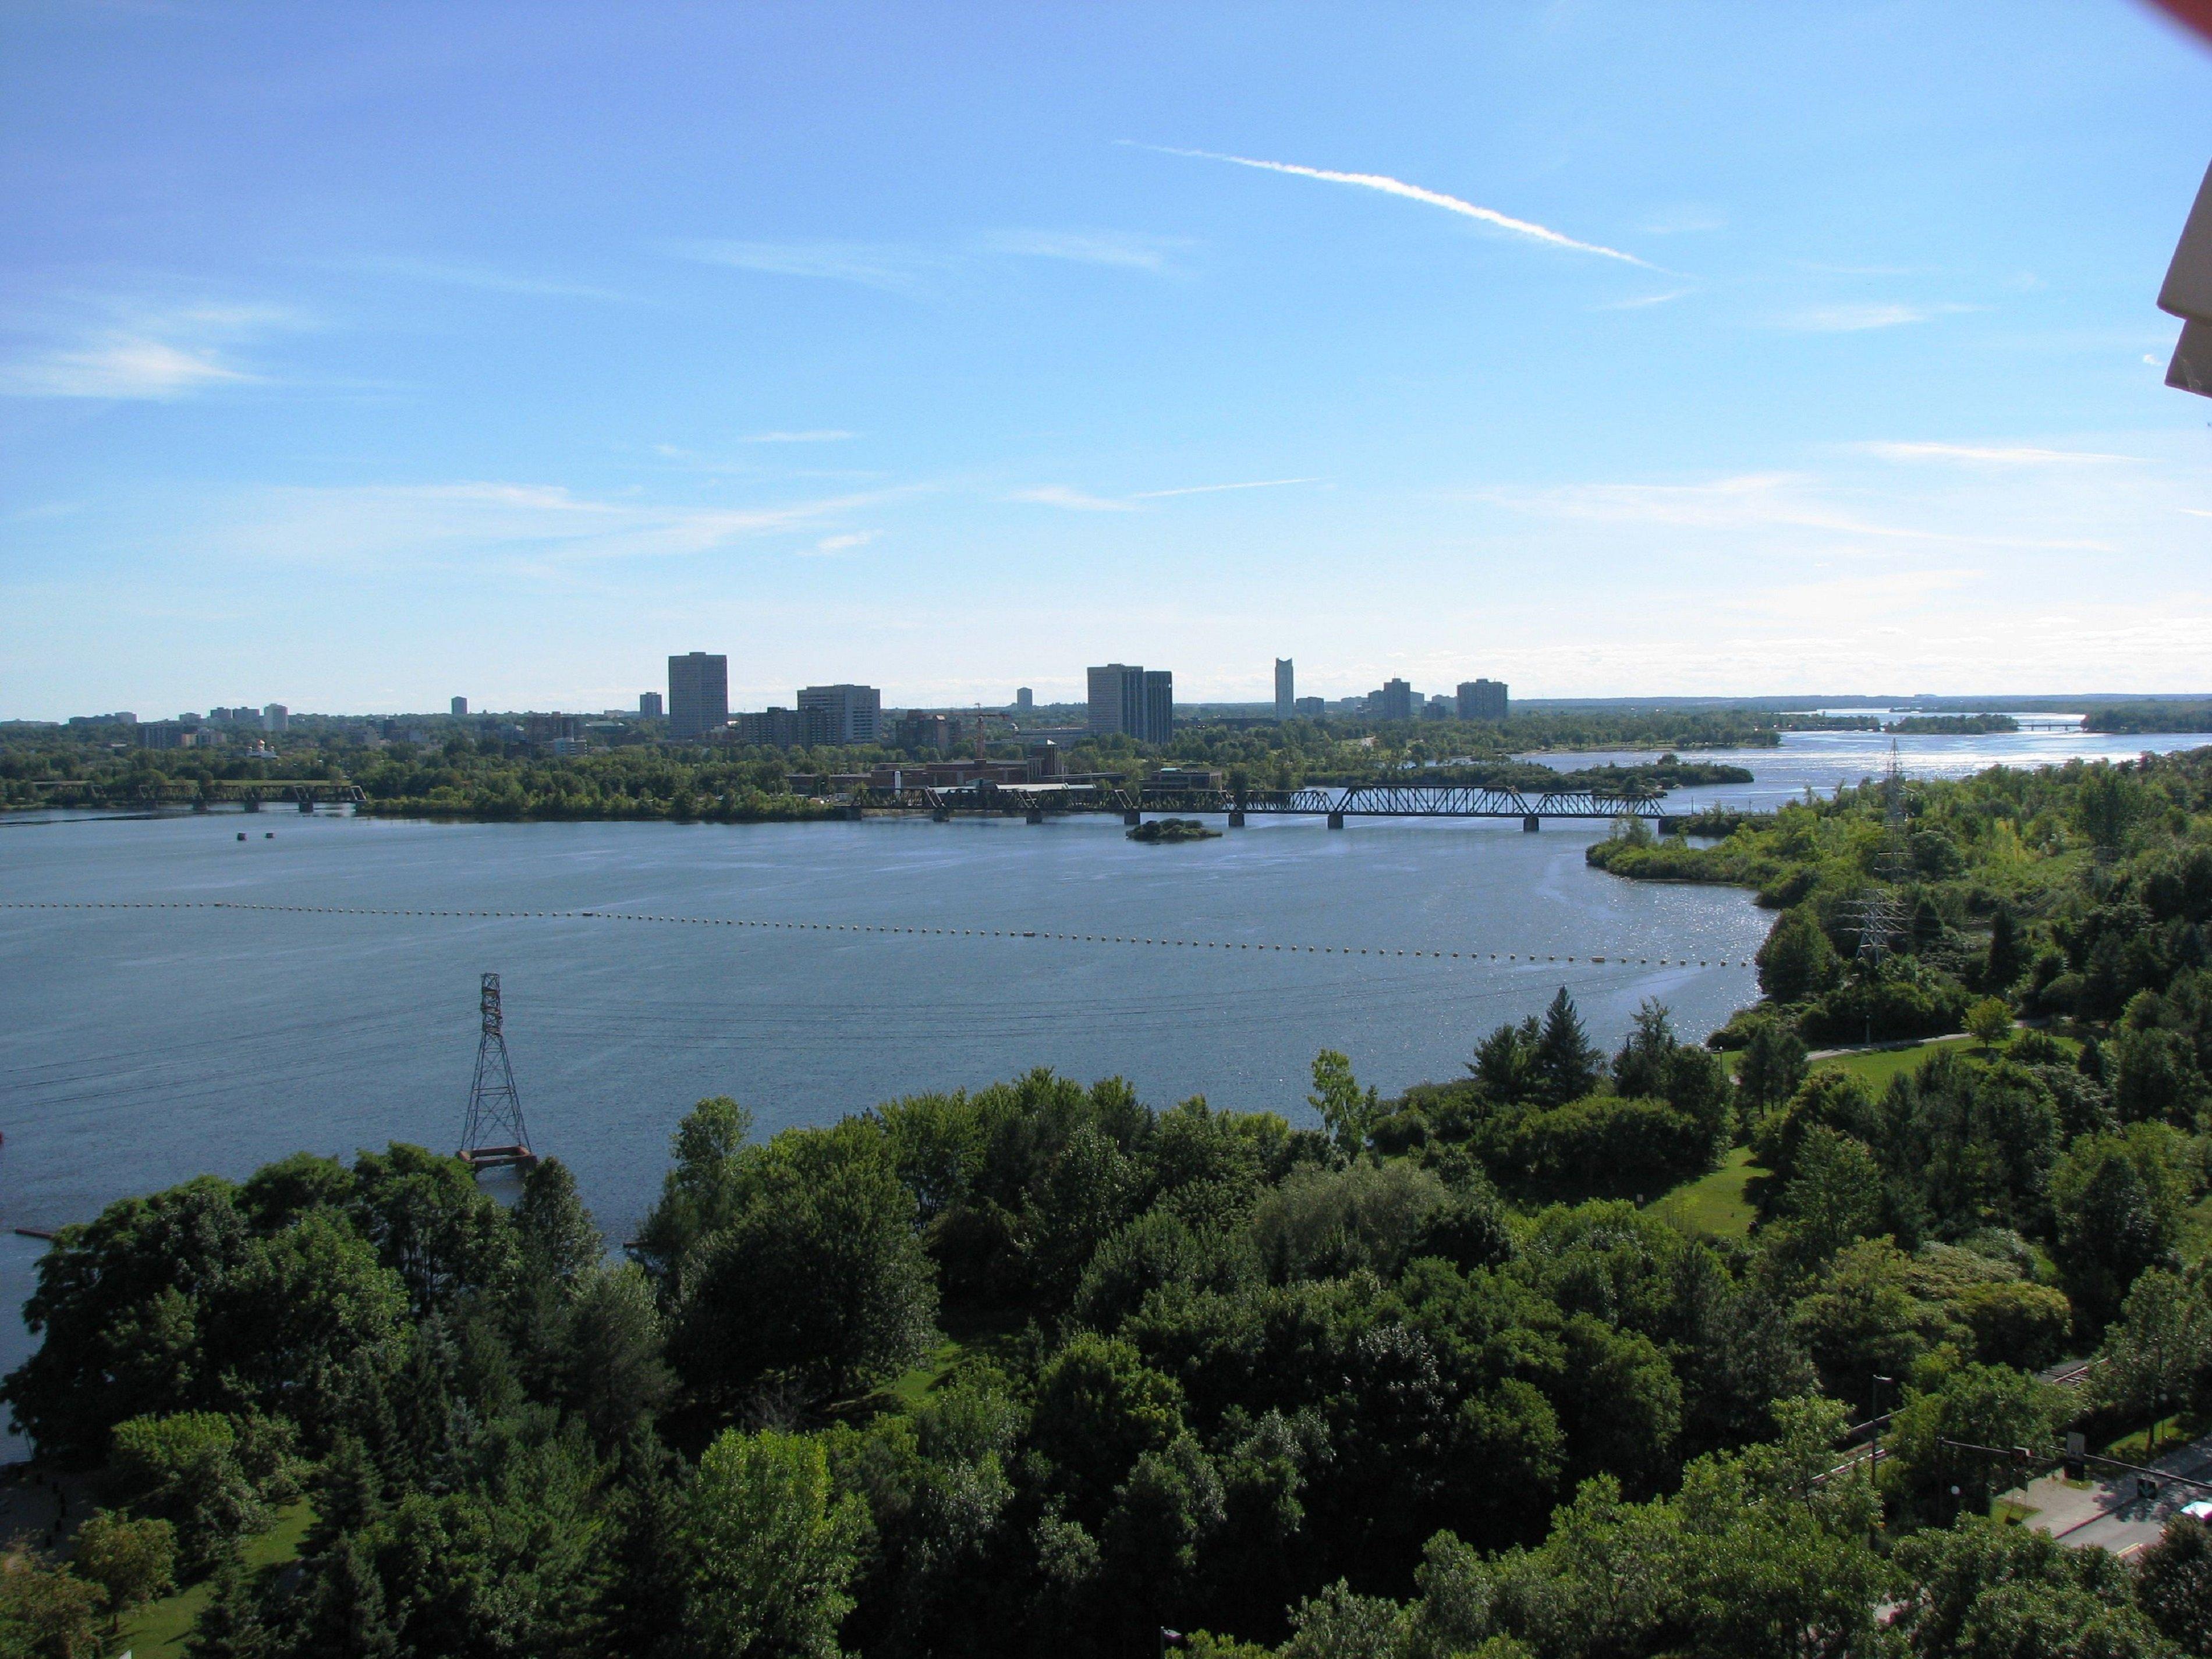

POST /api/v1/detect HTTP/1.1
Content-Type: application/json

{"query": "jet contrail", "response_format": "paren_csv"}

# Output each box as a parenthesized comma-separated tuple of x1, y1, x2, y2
(1132, 143, 1650, 268)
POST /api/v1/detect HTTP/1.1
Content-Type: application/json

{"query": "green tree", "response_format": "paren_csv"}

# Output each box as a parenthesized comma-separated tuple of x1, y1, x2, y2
(1734, 1020, 1809, 1124)
(2136, 1515, 2212, 1656)
(1756, 907, 1841, 1005)
(2051, 1127, 2189, 1327)
(1533, 988, 1604, 1106)
(561, 1264, 676, 1449)
(0, 1554, 104, 1659)
(109, 1412, 267, 1569)
(633, 1096, 757, 1293)
(183, 1554, 271, 1659)
(1884, 1364, 2056, 1519)
(1029, 1333, 1186, 1518)
(1306, 1051, 1379, 1157)
(1771, 1127, 1885, 1274)
(349, 1143, 518, 1317)
(669, 1122, 936, 1407)
(69, 1511, 175, 1628)
(1965, 997, 2013, 1052)
(2094, 1270, 2209, 1427)
(1984, 907, 2029, 992)
(683, 1427, 866, 1659)
(511, 1157, 602, 1295)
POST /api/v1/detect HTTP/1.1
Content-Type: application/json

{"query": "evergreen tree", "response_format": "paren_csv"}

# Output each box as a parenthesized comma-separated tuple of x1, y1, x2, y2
(185, 1554, 271, 1659)
(1984, 906, 2027, 992)
(1534, 988, 1603, 1105)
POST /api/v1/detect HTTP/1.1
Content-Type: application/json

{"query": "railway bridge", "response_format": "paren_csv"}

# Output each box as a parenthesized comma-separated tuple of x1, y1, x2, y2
(844, 779, 1683, 832)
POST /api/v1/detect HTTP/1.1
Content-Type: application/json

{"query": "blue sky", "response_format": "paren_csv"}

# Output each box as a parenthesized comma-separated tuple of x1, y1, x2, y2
(3, 1, 2210, 719)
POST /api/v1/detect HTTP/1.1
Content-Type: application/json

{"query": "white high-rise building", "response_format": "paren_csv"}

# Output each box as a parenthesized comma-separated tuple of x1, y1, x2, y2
(1274, 658, 1295, 720)
(797, 684, 881, 745)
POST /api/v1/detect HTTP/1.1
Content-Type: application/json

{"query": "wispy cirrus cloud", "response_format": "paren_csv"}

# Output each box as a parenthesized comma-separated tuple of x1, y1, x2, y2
(1, 300, 306, 400)
(981, 229, 1183, 272)
(1857, 441, 2140, 466)
(1127, 142, 1651, 267)
(217, 480, 889, 568)
(1009, 485, 1135, 512)
(666, 239, 945, 293)
(806, 531, 877, 556)
(1777, 301, 1973, 332)
(1012, 477, 1316, 511)
(339, 254, 630, 303)
(1597, 289, 1693, 311)
(1132, 477, 1317, 499)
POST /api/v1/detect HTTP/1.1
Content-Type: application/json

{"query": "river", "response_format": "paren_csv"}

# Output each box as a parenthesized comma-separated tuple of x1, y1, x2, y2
(0, 721, 2204, 1453)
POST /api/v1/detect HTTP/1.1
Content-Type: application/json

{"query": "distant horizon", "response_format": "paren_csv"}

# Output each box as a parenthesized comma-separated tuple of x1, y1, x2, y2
(19, 687, 2212, 726)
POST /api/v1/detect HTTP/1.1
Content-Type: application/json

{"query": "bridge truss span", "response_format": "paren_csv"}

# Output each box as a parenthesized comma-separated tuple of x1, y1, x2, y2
(846, 779, 1670, 823)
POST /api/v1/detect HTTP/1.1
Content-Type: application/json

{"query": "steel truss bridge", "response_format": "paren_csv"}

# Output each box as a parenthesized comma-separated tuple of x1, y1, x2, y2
(843, 779, 1681, 831)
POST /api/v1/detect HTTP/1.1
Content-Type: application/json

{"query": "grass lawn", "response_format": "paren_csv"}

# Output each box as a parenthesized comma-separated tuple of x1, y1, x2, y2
(1646, 1145, 1764, 1238)
(118, 1499, 313, 1659)
(2103, 1415, 2206, 1463)
(1807, 1030, 2081, 1095)
(873, 1304, 1027, 1412)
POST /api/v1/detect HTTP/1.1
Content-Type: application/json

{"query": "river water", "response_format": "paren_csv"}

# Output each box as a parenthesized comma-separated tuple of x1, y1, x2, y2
(0, 721, 2205, 1453)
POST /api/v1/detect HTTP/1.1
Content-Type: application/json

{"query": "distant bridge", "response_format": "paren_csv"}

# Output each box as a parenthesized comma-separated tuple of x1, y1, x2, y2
(844, 779, 1681, 831)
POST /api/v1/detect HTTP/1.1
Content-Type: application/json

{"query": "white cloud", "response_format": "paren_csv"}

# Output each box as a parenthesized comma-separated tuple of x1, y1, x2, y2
(1130, 143, 1651, 267)
(1008, 485, 1135, 512)
(804, 531, 877, 556)
(982, 229, 1181, 271)
(1132, 477, 1318, 499)
(1, 299, 309, 400)
(667, 240, 942, 292)
(340, 255, 629, 302)
(1778, 302, 1972, 332)
(1857, 441, 2141, 466)
(215, 480, 888, 568)
(2, 337, 253, 399)
(1012, 478, 1316, 510)
(1596, 289, 1693, 311)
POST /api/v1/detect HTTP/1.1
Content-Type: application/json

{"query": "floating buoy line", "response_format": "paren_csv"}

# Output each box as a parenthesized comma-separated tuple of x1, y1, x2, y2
(0, 901, 1754, 969)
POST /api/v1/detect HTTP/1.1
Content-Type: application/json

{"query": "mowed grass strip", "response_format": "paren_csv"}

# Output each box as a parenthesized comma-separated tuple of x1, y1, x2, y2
(119, 1499, 314, 1659)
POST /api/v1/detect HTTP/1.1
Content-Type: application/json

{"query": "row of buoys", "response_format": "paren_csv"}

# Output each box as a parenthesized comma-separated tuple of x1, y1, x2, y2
(0, 901, 1753, 967)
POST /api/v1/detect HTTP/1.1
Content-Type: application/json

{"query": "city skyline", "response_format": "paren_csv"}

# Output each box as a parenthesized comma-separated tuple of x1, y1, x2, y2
(5, 4, 2212, 720)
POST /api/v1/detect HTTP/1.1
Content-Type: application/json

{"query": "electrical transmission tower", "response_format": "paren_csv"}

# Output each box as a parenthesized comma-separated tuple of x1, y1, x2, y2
(459, 972, 536, 1172)
(1847, 743, 1911, 970)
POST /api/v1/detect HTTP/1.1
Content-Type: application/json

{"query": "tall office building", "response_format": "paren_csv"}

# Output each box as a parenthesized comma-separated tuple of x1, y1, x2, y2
(639, 691, 664, 718)
(1143, 671, 1174, 743)
(1015, 687, 1033, 712)
(1372, 679, 1414, 721)
(1087, 664, 1146, 738)
(797, 684, 882, 745)
(1274, 658, 1295, 720)
(1456, 679, 1509, 721)
(451, 696, 468, 717)
(262, 703, 289, 733)
(668, 652, 729, 739)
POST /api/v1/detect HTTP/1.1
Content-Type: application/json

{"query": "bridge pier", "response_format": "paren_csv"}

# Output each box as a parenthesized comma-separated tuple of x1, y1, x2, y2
(932, 807, 949, 823)
(1521, 814, 1539, 833)
(842, 804, 864, 821)
(243, 796, 261, 813)
(1327, 811, 1345, 830)
(1123, 810, 1142, 827)
(1656, 816, 1679, 836)
(192, 797, 210, 814)
(298, 797, 316, 813)
(1228, 810, 1245, 827)
(1026, 809, 1044, 825)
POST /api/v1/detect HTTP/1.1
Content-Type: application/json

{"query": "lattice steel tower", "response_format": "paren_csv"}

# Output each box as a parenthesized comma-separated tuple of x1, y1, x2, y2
(459, 972, 535, 1171)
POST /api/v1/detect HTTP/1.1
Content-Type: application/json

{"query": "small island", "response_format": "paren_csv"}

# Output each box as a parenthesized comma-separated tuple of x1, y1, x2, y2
(1127, 816, 1220, 843)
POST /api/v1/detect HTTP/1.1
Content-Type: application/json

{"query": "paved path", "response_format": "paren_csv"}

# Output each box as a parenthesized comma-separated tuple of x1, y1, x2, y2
(2009, 1428, 2212, 1559)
